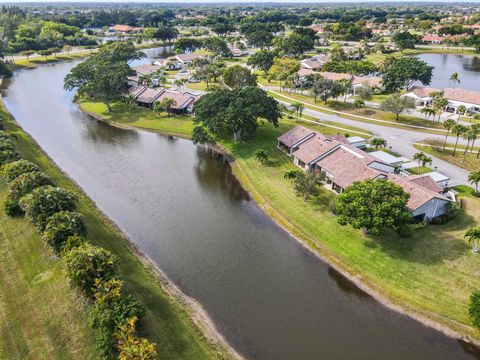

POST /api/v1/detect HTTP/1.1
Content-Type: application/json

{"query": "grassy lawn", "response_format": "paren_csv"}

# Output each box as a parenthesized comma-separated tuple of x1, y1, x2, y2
(269, 90, 446, 134)
(0, 102, 230, 359)
(415, 143, 480, 173)
(0, 185, 98, 359)
(9, 51, 96, 70)
(82, 99, 480, 341)
(407, 166, 433, 175)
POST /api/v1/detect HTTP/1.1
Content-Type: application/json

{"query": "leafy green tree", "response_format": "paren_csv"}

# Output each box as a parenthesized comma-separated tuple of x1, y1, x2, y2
(0, 137, 15, 152)
(254, 149, 268, 164)
(193, 87, 280, 141)
(292, 171, 323, 201)
(381, 57, 433, 91)
(275, 31, 314, 57)
(334, 178, 412, 235)
(63, 243, 116, 296)
(191, 126, 216, 145)
(247, 50, 275, 75)
(380, 93, 416, 121)
(468, 170, 480, 193)
(465, 226, 480, 253)
(43, 211, 87, 253)
(5, 172, 54, 216)
(469, 292, 480, 327)
(393, 31, 420, 50)
(223, 65, 257, 88)
(19, 185, 77, 231)
(2, 159, 41, 183)
(203, 37, 231, 57)
(267, 57, 300, 85)
(174, 37, 202, 53)
(322, 60, 377, 76)
(353, 99, 365, 108)
(283, 169, 302, 183)
(369, 137, 387, 150)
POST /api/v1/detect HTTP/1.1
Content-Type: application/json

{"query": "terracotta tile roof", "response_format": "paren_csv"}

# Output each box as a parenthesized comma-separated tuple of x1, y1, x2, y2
(133, 64, 162, 76)
(277, 126, 316, 148)
(136, 88, 165, 104)
(110, 24, 144, 32)
(387, 174, 449, 210)
(127, 85, 146, 98)
(156, 90, 199, 110)
(352, 76, 383, 88)
(422, 35, 445, 42)
(297, 68, 316, 78)
(309, 25, 325, 33)
(292, 135, 337, 164)
(318, 72, 351, 82)
(407, 174, 443, 194)
(175, 53, 204, 63)
(444, 88, 480, 106)
(407, 86, 440, 98)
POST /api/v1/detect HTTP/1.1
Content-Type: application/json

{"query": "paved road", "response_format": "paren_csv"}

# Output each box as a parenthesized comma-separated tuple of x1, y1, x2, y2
(277, 98, 471, 186)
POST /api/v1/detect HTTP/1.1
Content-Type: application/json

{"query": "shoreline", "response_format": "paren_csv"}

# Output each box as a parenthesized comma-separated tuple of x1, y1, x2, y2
(0, 98, 242, 360)
(82, 103, 480, 351)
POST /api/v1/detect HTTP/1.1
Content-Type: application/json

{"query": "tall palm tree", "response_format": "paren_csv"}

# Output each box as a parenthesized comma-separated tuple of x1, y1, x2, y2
(464, 226, 480, 253)
(369, 137, 387, 150)
(339, 78, 352, 103)
(291, 101, 304, 121)
(450, 72, 460, 88)
(125, 94, 136, 112)
(451, 124, 468, 157)
(420, 107, 436, 121)
(463, 128, 478, 162)
(442, 119, 456, 149)
(160, 97, 177, 117)
(433, 97, 448, 122)
(468, 170, 480, 193)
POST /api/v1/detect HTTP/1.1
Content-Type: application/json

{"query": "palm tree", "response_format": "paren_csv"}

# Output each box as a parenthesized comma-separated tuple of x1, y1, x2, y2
(283, 170, 301, 183)
(433, 97, 448, 122)
(254, 149, 268, 163)
(291, 101, 304, 121)
(421, 155, 432, 167)
(464, 226, 480, 253)
(457, 105, 467, 115)
(442, 119, 456, 149)
(420, 107, 436, 122)
(138, 74, 152, 87)
(451, 124, 468, 157)
(468, 170, 480, 193)
(369, 137, 387, 150)
(338, 78, 352, 103)
(463, 128, 478, 162)
(161, 97, 177, 117)
(413, 152, 427, 166)
(125, 94, 136, 112)
(152, 100, 163, 116)
(450, 72, 460, 88)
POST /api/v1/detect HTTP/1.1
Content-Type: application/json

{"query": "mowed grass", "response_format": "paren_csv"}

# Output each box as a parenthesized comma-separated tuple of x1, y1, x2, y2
(0, 185, 99, 359)
(415, 143, 480, 173)
(0, 103, 230, 359)
(79, 99, 480, 339)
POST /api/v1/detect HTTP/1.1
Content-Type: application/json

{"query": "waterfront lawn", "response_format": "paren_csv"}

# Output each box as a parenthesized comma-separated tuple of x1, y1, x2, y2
(1, 104, 229, 359)
(79, 99, 194, 137)
(0, 185, 98, 359)
(223, 122, 480, 339)
(415, 143, 480, 173)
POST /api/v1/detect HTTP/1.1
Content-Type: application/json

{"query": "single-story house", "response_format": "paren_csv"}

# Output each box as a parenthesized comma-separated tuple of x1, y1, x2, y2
(421, 35, 445, 44)
(317, 72, 351, 82)
(369, 150, 405, 166)
(108, 24, 144, 34)
(426, 171, 450, 189)
(300, 54, 330, 71)
(134, 87, 165, 108)
(175, 53, 205, 67)
(402, 86, 438, 107)
(125, 86, 199, 113)
(309, 25, 325, 34)
(351, 76, 383, 94)
(133, 64, 162, 76)
(277, 126, 317, 154)
(278, 126, 453, 221)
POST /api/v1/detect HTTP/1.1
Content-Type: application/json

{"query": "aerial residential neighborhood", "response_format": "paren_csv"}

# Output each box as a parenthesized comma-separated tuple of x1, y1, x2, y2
(0, 1, 479, 360)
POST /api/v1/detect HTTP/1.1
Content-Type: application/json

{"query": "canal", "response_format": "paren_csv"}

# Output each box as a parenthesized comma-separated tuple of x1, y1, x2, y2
(2, 58, 479, 359)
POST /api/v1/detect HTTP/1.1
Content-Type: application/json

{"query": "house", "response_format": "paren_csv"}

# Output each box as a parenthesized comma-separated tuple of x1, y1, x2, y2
(175, 53, 205, 67)
(125, 86, 199, 113)
(404, 86, 480, 113)
(421, 35, 445, 44)
(300, 54, 330, 71)
(297, 68, 316, 82)
(133, 64, 162, 76)
(134, 87, 164, 108)
(346, 136, 367, 149)
(108, 24, 144, 34)
(317, 72, 351, 82)
(369, 150, 405, 166)
(351, 76, 383, 94)
(278, 126, 453, 221)
(277, 126, 317, 154)
(309, 25, 325, 34)
(426, 171, 451, 189)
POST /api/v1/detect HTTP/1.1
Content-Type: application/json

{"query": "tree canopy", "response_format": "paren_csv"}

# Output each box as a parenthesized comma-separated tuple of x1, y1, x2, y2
(381, 57, 433, 91)
(223, 65, 257, 88)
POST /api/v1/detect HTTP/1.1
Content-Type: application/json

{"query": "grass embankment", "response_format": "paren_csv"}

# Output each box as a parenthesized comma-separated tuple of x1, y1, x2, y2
(0, 184, 98, 359)
(415, 141, 480, 173)
(9, 50, 98, 70)
(0, 102, 230, 359)
(269, 89, 447, 134)
(82, 98, 480, 342)
(365, 47, 478, 65)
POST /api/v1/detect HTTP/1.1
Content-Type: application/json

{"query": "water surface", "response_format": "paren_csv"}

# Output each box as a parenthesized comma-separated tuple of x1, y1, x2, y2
(3, 59, 479, 360)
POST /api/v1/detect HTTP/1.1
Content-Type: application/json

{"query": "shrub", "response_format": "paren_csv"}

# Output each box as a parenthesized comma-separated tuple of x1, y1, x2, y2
(61, 235, 86, 255)
(43, 211, 87, 253)
(397, 223, 414, 238)
(5, 172, 54, 216)
(0, 131, 12, 140)
(63, 243, 116, 296)
(88, 278, 145, 358)
(114, 317, 157, 360)
(2, 160, 41, 183)
(0, 138, 15, 152)
(19, 185, 77, 231)
(469, 292, 480, 328)
(0, 149, 20, 166)
(430, 201, 461, 225)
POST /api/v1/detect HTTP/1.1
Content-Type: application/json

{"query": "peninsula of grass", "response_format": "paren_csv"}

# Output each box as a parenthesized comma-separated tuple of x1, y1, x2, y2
(0, 102, 232, 359)
(82, 98, 480, 343)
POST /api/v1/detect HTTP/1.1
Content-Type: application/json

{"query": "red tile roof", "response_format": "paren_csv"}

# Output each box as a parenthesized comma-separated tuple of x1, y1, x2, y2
(156, 90, 199, 110)
(407, 86, 440, 98)
(318, 72, 351, 82)
(133, 64, 162, 76)
(110, 24, 144, 32)
(444, 88, 480, 106)
(352, 76, 383, 88)
(408, 174, 443, 194)
(136, 88, 164, 104)
(292, 135, 337, 164)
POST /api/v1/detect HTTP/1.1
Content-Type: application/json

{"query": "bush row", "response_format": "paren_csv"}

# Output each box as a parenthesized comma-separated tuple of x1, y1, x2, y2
(0, 128, 156, 359)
